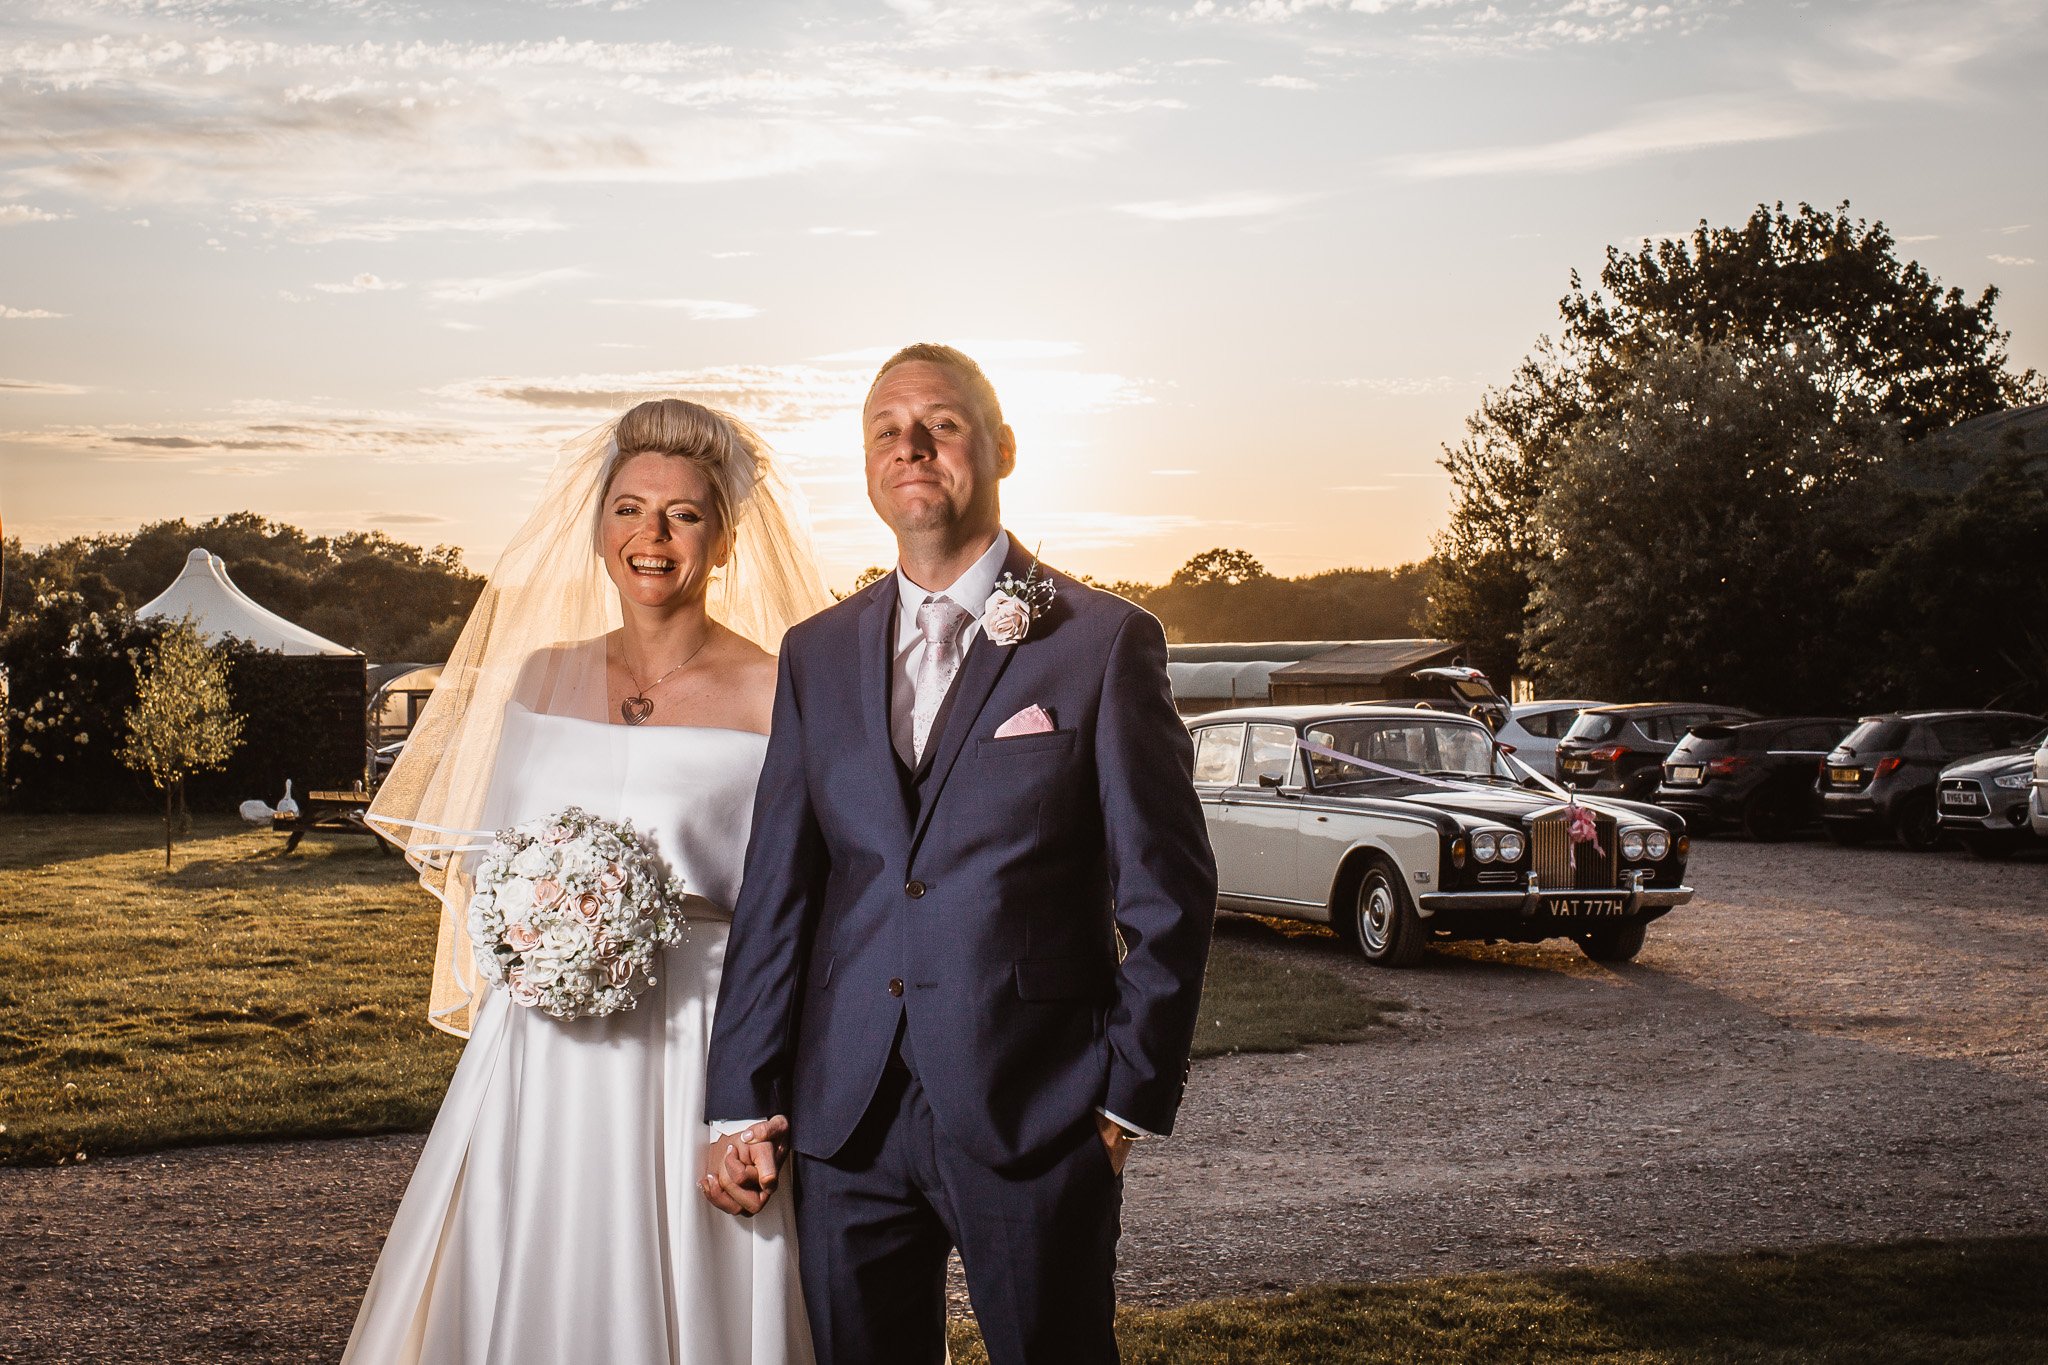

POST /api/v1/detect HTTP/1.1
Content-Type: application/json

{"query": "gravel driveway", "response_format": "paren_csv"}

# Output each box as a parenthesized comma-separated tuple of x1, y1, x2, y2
(4, 838, 2044, 1362)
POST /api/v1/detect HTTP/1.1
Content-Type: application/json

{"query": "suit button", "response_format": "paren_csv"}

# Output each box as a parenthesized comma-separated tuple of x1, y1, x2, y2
(888, 978, 905, 997)
(905, 880, 927, 899)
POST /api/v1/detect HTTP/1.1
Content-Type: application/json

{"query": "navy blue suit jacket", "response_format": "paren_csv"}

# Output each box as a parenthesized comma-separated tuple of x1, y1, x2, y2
(705, 536, 1217, 1169)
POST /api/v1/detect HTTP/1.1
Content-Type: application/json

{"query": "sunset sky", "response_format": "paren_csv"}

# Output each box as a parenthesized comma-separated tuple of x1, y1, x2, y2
(3, 0, 2044, 590)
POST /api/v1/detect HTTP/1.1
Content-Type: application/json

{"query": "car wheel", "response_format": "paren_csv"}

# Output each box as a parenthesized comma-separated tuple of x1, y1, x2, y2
(1892, 795, 1943, 851)
(1958, 832, 2018, 861)
(1577, 921, 1647, 963)
(1740, 789, 1796, 842)
(1823, 821, 1870, 847)
(1342, 862, 1425, 968)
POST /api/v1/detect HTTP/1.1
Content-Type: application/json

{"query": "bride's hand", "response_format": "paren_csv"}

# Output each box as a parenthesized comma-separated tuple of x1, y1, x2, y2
(700, 1116, 791, 1216)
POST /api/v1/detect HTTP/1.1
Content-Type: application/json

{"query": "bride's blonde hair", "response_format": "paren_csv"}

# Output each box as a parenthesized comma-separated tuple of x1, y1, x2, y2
(600, 398, 766, 542)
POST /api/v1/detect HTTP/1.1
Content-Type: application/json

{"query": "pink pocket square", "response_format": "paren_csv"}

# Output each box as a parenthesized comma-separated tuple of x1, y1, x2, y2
(993, 705, 1056, 738)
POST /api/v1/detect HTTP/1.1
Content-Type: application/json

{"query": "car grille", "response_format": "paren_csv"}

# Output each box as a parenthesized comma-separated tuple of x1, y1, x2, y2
(1532, 811, 1617, 890)
(1938, 779, 1988, 816)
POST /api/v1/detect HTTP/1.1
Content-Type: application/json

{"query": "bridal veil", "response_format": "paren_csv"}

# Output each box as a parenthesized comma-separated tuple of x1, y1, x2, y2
(367, 408, 833, 1036)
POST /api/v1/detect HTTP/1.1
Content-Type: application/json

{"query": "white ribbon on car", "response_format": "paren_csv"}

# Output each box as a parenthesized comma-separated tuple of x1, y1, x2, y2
(1294, 736, 1565, 799)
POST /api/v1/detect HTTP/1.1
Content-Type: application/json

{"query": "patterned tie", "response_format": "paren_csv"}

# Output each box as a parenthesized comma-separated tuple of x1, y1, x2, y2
(911, 595, 973, 764)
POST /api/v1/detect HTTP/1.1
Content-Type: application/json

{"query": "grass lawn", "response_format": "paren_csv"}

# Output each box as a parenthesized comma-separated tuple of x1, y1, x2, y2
(947, 1237, 2048, 1364)
(0, 816, 1389, 1165)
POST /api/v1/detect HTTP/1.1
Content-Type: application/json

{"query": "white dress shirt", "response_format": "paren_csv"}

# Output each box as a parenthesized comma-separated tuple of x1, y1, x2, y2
(889, 531, 1010, 769)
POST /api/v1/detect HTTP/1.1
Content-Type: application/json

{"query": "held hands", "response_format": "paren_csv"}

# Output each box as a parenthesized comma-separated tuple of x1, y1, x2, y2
(700, 1115, 791, 1217)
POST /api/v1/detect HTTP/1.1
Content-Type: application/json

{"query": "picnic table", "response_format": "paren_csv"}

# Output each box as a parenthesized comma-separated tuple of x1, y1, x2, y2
(272, 788, 391, 855)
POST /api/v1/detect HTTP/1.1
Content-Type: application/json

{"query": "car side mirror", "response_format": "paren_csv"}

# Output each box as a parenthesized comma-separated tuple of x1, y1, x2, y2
(1258, 772, 1283, 789)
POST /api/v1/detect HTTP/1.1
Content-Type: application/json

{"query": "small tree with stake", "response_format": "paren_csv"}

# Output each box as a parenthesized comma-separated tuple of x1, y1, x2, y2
(119, 621, 245, 869)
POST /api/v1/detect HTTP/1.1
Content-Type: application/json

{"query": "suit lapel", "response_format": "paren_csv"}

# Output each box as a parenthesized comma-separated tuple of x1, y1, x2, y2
(907, 535, 1036, 858)
(857, 581, 913, 848)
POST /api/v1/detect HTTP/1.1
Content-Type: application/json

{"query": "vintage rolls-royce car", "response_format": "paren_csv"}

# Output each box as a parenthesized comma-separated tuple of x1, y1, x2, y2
(1190, 705, 1695, 966)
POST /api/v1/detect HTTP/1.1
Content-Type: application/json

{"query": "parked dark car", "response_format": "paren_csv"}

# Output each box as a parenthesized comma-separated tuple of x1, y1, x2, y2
(1557, 703, 1758, 799)
(1819, 710, 2048, 850)
(1655, 716, 1855, 839)
(1935, 727, 2048, 859)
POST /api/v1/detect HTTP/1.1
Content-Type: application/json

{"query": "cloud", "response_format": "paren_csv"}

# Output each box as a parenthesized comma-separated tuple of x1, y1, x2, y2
(708, 250, 754, 259)
(428, 266, 590, 303)
(1783, 0, 2046, 103)
(809, 226, 879, 237)
(0, 378, 87, 394)
(1322, 375, 1478, 395)
(1, 304, 65, 319)
(1178, 0, 1726, 51)
(436, 364, 869, 427)
(108, 435, 308, 451)
(1116, 191, 1310, 220)
(9, 406, 556, 468)
(1252, 75, 1318, 90)
(236, 202, 568, 243)
(0, 205, 66, 226)
(314, 273, 406, 294)
(592, 297, 761, 320)
(1391, 97, 1825, 179)
(1989, 254, 2035, 267)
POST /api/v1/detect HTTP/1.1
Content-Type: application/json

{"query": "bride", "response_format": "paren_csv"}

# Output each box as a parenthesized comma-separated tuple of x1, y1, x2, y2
(348, 399, 830, 1364)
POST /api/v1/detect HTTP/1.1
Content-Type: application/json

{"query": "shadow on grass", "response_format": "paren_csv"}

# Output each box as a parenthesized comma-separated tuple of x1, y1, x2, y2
(1193, 937, 1399, 1060)
(948, 1238, 2048, 1364)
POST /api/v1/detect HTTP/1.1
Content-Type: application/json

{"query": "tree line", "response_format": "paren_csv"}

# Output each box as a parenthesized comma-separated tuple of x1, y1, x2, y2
(1427, 200, 2048, 716)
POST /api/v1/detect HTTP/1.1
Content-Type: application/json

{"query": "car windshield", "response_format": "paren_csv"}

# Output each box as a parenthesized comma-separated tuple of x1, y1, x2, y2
(1563, 711, 1624, 743)
(1303, 718, 1512, 787)
(1839, 720, 1909, 754)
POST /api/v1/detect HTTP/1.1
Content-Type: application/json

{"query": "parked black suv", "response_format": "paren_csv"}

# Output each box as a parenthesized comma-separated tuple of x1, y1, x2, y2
(1819, 710, 2048, 849)
(1557, 703, 1758, 799)
(1655, 716, 1855, 839)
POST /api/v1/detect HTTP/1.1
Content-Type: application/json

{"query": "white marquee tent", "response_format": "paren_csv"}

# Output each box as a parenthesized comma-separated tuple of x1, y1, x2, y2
(136, 548, 360, 657)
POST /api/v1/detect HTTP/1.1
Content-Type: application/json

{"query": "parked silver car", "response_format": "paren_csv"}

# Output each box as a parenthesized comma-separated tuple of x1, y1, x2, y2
(1190, 705, 1693, 966)
(1936, 730, 2048, 858)
(1496, 699, 1606, 780)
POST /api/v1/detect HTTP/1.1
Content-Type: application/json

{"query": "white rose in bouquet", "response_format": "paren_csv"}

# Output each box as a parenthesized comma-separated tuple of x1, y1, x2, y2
(465, 805, 688, 1020)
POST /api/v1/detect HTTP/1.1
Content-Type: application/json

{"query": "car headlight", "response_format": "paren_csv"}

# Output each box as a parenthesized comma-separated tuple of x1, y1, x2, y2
(1497, 831, 1525, 862)
(1644, 829, 1670, 860)
(1994, 773, 2030, 790)
(1473, 830, 1499, 863)
(1620, 829, 1647, 861)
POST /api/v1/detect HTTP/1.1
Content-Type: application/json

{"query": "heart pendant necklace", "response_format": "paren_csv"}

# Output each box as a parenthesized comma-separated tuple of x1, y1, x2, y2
(619, 634, 712, 726)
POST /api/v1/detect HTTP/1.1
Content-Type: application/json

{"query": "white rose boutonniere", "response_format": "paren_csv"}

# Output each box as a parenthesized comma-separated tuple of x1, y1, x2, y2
(983, 560, 1057, 647)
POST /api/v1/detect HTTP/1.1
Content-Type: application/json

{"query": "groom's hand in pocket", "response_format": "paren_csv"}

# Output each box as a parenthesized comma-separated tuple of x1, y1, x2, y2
(700, 1115, 790, 1216)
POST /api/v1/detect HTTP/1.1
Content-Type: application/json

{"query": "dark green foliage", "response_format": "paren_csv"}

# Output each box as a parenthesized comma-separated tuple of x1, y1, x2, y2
(1120, 558, 1434, 644)
(1524, 337, 1893, 711)
(1431, 201, 2045, 693)
(1848, 443, 2048, 714)
(2, 593, 366, 814)
(4, 512, 482, 661)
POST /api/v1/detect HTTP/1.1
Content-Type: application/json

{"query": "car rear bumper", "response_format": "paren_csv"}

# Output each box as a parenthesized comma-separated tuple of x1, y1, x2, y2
(1821, 790, 1885, 822)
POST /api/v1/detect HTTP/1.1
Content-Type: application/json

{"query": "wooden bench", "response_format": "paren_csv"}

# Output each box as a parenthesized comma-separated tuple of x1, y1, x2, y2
(272, 789, 391, 855)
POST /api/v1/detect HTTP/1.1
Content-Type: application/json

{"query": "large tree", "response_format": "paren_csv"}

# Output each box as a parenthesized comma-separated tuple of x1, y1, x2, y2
(1430, 201, 2043, 682)
(1524, 335, 1891, 710)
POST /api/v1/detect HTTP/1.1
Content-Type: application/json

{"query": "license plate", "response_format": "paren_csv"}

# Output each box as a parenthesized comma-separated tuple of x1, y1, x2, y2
(1940, 790, 1978, 807)
(1829, 767, 1861, 785)
(1547, 898, 1632, 918)
(1669, 765, 1702, 783)
(1561, 757, 1589, 772)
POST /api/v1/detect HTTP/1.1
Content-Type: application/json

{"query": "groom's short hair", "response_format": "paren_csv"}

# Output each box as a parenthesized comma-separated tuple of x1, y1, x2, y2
(869, 343, 1006, 433)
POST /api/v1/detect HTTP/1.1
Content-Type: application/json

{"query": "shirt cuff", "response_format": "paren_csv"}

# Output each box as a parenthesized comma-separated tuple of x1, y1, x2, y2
(1096, 1107, 1159, 1139)
(709, 1119, 765, 1140)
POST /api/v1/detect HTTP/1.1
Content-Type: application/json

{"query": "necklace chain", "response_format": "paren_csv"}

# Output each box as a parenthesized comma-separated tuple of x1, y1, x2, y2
(619, 633, 713, 725)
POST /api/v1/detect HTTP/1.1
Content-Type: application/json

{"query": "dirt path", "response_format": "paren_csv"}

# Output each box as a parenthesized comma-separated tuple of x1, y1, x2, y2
(4, 838, 2045, 1362)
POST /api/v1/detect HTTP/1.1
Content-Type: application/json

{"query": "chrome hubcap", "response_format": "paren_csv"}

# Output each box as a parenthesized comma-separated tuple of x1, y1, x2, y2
(1360, 879, 1393, 953)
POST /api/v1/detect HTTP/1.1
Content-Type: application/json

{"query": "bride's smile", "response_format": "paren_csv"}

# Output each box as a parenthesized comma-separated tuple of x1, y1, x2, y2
(600, 451, 732, 611)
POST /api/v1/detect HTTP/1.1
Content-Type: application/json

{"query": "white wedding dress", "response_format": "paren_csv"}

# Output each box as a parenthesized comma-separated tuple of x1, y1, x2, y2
(344, 702, 813, 1365)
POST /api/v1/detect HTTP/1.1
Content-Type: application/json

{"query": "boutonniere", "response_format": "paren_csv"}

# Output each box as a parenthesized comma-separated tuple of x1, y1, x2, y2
(982, 558, 1056, 647)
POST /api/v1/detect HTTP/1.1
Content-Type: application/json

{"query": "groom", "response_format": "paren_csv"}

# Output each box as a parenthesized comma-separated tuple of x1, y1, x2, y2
(701, 343, 1216, 1364)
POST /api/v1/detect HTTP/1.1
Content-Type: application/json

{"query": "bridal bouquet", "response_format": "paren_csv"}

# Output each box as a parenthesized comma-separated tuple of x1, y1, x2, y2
(465, 806, 688, 1020)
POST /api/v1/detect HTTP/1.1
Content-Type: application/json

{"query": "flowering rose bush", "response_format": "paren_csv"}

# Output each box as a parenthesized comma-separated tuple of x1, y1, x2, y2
(466, 805, 687, 1020)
